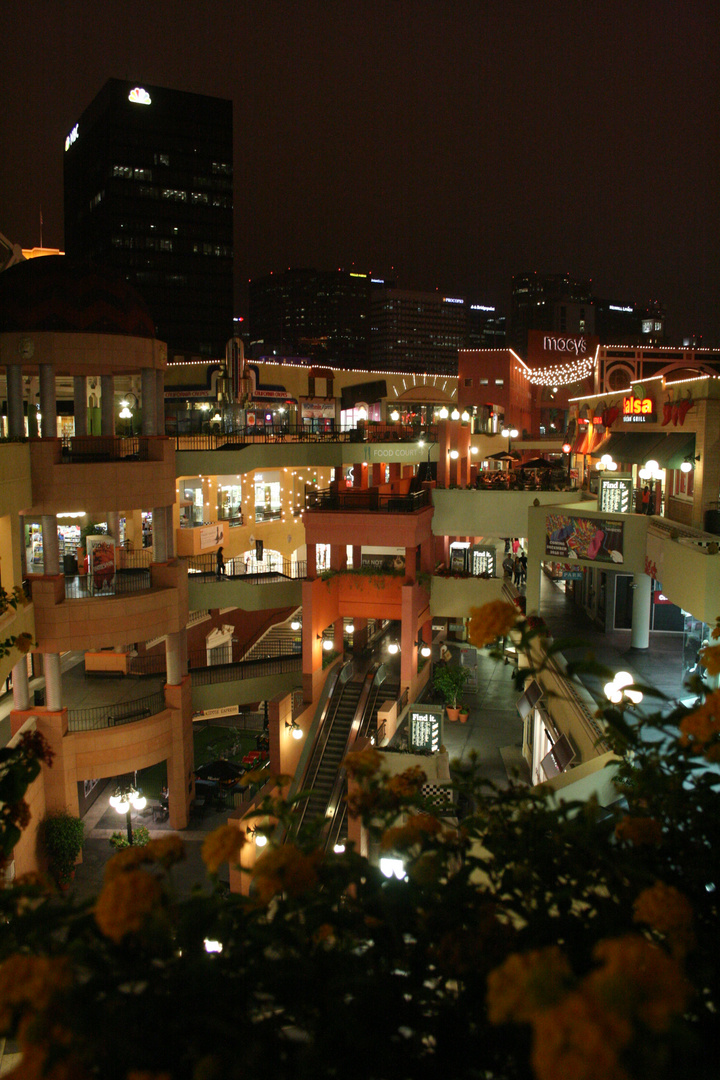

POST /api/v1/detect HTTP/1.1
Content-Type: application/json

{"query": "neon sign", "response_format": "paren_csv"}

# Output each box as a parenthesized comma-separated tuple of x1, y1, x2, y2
(128, 87, 152, 105)
(622, 396, 656, 423)
(64, 124, 79, 151)
(443, 297, 464, 304)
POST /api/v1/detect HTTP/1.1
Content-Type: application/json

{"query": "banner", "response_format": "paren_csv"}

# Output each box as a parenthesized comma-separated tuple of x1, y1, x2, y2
(545, 514, 624, 564)
(87, 535, 116, 594)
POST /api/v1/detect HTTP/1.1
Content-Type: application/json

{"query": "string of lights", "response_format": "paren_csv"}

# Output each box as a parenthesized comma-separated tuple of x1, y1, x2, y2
(526, 357, 595, 386)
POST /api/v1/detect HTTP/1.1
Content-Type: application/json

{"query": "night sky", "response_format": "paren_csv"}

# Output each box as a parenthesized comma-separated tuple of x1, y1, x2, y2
(2, 1, 719, 343)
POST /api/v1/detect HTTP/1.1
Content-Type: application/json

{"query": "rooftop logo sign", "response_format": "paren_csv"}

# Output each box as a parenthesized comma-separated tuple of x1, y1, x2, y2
(128, 87, 152, 105)
(543, 335, 587, 355)
(64, 124, 79, 151)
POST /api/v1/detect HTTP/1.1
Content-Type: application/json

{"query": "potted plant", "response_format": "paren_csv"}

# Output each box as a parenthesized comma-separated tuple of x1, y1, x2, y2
(433, 663, 471, 721)
(41, 811, 85, 888)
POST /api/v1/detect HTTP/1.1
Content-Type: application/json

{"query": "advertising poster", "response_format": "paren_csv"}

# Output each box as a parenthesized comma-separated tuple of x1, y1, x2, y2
(200, 524, 224, 550)
(87, 535, 116, 594)
(408, 705, 443, 752)
(599, 476, 633, 514)
(545, 514, 624, 564)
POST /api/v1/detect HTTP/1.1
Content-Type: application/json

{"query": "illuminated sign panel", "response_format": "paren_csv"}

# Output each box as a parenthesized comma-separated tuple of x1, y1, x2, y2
(609, 305, 633, 313)
(443, 297, 464, 304)
(470, 304, 495, 311)
(622, 396, 656, 423)
(408, 705, 443, 752)
(128, 87, 152, 105)
(64, 124, 79, 151)
(599, 476, 633, 514)
(543, 335, 587, 355)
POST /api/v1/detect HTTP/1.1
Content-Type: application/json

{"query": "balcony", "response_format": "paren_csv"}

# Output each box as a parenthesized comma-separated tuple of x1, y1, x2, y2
(305, 488, 430, 513)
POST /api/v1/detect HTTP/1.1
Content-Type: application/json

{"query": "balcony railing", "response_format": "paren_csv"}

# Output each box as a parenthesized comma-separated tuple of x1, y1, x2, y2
(61, 436, 148, 463)
(128, 640, 302, 677)
(64, 568, 152, 599)
(182, 554, 307, 582)
(67, 690, 166, 732)
(173, 423, 438, 451)
(190, 654, 302, 687)
(305, 488, 431, 513)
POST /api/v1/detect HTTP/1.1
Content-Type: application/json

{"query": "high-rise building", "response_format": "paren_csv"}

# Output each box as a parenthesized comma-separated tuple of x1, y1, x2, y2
(510, 272, 594, 357)
(370, 287, 467, 374)
(248, 268, 372, 366)
(63, 79, 233, 360)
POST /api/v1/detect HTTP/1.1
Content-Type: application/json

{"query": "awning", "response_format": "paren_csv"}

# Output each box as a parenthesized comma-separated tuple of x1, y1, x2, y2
(600, 432, 695, 470)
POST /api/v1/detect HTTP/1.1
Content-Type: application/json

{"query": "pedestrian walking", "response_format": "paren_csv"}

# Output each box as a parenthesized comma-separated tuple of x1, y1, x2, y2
(216, 545, 225, 579)
(519, 550, 527, 585)
(513, 555, 521, 586)
(641, 486, 650, 514)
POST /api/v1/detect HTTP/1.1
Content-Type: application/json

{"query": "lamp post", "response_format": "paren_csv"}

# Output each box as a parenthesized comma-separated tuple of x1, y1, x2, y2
(501, 426, 519, 454)
(109, 784, 147, 845)
(418, 437, 435, 482)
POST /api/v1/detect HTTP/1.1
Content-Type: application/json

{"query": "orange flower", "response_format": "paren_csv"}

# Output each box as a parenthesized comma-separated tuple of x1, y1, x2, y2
(700, 643, 720, 676)
(678, 691, 720, 759)
(387, 766, 427, 799)
(0, 955, 70, 1031)
(251, 844, 322, 904)
(588, 935, 691, 1033)
(467, 601, 517, 648)
(94, 868, 163, 943)
(531, 991, 631, 1080)
(614, 816, 662, 846)
(380, 812, 443, 851)
(343, 746, 382, 778)
(144, 835, 186, 867)
(633, 881, 695, 957)
(486, 946, 572, 1024)
(201, 824, 245, 874)
(13, 632, 34, 655)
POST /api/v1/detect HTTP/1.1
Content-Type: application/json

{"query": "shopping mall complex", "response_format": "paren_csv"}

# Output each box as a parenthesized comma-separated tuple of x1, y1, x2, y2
(1, 258, 719, 884)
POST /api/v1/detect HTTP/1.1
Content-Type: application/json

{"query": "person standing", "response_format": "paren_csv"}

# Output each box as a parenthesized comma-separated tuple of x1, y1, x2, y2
(519, 550, 527, 585)
(641, 486, 651, 515)
(216, 546, 225, 579)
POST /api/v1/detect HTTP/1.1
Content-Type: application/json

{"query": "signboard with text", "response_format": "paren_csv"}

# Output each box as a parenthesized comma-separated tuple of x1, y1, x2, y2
(408, 705, 443, 752)
(599, 475, 633, 514)
(545, 513, 624, 564)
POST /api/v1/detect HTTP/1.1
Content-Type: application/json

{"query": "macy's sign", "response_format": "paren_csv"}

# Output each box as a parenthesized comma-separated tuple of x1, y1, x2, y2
(543, 335, 588, 355)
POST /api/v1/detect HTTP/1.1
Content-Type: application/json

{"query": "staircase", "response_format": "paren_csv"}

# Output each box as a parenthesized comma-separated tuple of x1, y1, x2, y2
(299, 676, 365, 826)
(241, 611, 302, 660)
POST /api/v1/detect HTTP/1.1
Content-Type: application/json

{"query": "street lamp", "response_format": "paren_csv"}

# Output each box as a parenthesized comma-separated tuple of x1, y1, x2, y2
(109, 784, 147, 845)
(501, 426, 519, 454)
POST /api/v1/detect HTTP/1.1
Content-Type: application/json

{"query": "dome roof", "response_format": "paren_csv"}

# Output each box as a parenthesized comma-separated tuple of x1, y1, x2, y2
(0, 256, 156, 338)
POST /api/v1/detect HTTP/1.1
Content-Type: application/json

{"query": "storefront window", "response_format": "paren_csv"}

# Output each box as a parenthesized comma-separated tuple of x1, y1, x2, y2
(254, 472, 282, 522)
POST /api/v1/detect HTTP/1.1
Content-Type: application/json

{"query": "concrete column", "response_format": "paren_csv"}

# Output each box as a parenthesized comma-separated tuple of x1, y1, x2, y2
(630, 572, 652, 650)
(165, 630, 184, 685)
(155, 370, 165, 435)
(27, 396, 39, 437)
(372, 463, 384, 485)
(141, 368, 157, 435)
(41, 514, 60, 575)
(307, 543, 317, 579)
(39, 364, 57, 439)
(6, 365, 24, 438)
(73, 376, 87, 436)
(106, 511, 120, 543)
(12, 659, 30, 711)
(352, 618, 368, 654)
(352, 545, 361, 570)
(333, 617, 344, 654)
(153, 506, 168, 562)
(525, 556, 542, 616)
(405, 546, 417, 583)
(43, 653, 63, 710)
(100, 375, 115, 435)
(164, 506, 176, 558)
(330, 544, 347, 572)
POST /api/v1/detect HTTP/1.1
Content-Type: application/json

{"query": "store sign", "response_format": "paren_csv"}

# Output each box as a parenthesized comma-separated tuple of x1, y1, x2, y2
(599, 476, 633, 514)
(408, 705, 443, 752)
(301, 400, 336, 419)
(545, 513, 624, 564)
(563, 571, 584, 581)
(64, 123, 79, 151)
(622, 396, 656, 423)
(128, 86, 152, 105)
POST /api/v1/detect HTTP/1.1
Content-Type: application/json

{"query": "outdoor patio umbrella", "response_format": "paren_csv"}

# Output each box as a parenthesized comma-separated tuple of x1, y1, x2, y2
(520, 456, 556, 469)
(194, 760, 245, 785)
(488, 451, 520, 462)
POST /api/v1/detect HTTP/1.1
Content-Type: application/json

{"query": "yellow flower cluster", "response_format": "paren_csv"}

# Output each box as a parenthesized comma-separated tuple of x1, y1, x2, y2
(251, 844, 322, 904)
(699, 643, 720, 676)
(13, 632, 34, 655)
(614, 815, 662, 846)
(467, 601, 518, 648)
(94, 868, 163, 944)
(380, 811, 443, 852)
(342, 746, 383, 779)
(633, 881, 695, 957)
(678, 690, 720, 762)
(486, 946, 571, 1024)
(0, 954, 70, 1033)
(103, 835, 187, 882)
(487, 935, 690, 1080)
(386, 765, 427, 799)
(201, 824, 245, 875)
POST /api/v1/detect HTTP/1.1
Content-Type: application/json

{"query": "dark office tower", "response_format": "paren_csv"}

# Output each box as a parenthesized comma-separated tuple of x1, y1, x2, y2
(64, 80, 233, 359)
(248, 268, 371, 366)
(510, 272, 594, 357)
(370, 288, 466, 374)
(466, 303, 506, 348)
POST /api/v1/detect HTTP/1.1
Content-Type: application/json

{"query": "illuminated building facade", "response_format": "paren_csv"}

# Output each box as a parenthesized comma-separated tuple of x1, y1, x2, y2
(63, 79, 233, 361)
(370, 288, 467, 374)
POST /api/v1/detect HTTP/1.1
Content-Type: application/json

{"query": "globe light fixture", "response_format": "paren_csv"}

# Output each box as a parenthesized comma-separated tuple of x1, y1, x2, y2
(680, 461, 692, 474)
(438, 407, 449, 419)
(451, 408, 460, 420)
(450, 449, 459, 460)
(387, 642, 399, 655)
(390, 410, 400, 422)
(109, 785, 147, 845)
(603, 671, 643, 706)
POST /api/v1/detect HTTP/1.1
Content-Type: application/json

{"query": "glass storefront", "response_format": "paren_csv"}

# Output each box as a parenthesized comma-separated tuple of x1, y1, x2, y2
(254, 472, 282, 522)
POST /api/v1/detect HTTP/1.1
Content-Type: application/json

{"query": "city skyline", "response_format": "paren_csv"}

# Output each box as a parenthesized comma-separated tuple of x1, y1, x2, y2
(2, 1, 718, 344)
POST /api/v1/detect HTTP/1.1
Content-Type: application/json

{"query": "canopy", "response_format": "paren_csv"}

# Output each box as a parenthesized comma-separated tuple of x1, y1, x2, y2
(488, 450, 521, 462)
(194, 760, 244, 785)
(520, 456, 556, 470)
(600, 432, 695, 470)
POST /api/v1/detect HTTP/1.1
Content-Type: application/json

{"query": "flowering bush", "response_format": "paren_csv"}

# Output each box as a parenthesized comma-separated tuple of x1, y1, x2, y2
(0, 635, 718, 1079)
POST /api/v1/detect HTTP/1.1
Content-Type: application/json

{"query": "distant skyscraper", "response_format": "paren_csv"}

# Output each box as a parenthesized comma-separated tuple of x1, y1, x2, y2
(370, 288, 467, 374)
(510, 272, 594, 357)
(63, 79, 233, 359)
(248, 268, 372, 366)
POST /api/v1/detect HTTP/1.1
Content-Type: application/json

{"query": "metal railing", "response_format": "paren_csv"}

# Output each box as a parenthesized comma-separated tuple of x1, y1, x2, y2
(64, 569, 152, 599)
(67, 690, 166, 732)
(173, 423, 438, 451)
(61, 436, 149, 462)
(190, 654, 302, 687)
(183, 554, 307, 581)
(128, 641, 301, 677)
(305, 488, 430, 512)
